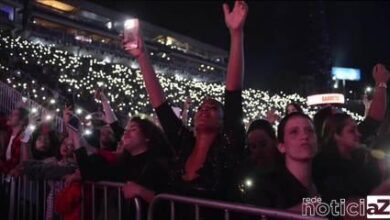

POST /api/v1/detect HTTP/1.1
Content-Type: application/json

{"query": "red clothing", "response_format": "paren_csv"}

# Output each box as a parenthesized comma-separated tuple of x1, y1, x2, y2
(0, 118, 23, 173)
(55, 182, 82, 220)
(55, 181, 93, 220)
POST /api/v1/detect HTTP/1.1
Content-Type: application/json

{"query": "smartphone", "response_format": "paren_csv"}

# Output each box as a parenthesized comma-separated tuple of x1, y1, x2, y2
(67, 115, 80, 131)
(123, 18, 139, 49)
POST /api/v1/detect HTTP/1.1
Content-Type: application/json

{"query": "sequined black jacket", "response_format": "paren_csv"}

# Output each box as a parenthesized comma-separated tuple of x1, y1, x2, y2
(155, 90, 246, 200)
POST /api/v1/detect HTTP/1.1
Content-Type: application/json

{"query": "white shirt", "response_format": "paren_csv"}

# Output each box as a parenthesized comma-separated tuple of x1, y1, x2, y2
(5, 135, 16, 161)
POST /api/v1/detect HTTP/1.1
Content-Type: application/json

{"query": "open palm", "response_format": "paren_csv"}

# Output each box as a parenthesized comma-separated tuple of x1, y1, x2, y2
(223, 0, 248, 31)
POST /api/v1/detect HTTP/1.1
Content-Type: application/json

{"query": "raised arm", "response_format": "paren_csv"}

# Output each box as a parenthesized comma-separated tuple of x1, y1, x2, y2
(122, 25, 188, 150)
(368, 64, 389, 121)
(122, 32, 166, 108)
(223, 0, 248, 91)
(95, 90, 124, 140)
(96, 90, 118, 124)
(221, 2, 248, 187)
(181, 97, 192, 126)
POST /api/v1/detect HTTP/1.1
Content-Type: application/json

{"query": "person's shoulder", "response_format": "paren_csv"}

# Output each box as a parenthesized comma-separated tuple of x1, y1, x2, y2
(313, 149, 340, 166)
(249, 167, 280, 189)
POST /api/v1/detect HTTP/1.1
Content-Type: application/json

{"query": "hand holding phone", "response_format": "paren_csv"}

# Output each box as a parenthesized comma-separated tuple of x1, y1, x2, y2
(122, 19, 145, 58)
(123, 19, 140, 50)
(67, 115, 80, 131)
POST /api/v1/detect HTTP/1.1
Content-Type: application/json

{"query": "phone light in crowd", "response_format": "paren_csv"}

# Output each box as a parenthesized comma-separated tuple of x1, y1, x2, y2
(76, 108, 83, 115)
(130, 61, 139, 69)
(245, 179, 253, 188)
(83, 129, 92, 136)
(49, 99, 56, 104)
(31, 107, 38, 113)
(45, 114, 52, 121)
(85, 114, 92, 120)
(333, 82, 338, 89)
(105, 21, 112, 30)
(103, 56, 111, 63)
(56, 108, 60, 112)
(22, 96, 27, 102)
(365, 86, 372, 93)
(124, 19, 138, 29)
(28, 124, 36, 131)
(97, 81, 104, 87)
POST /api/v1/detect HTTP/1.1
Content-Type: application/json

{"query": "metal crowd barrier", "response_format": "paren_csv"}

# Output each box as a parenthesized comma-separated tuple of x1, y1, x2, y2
(1, 175, 141, 220)
(148, 194, 326, 220)
(82, 181, 142, 220)
(1, 175, 47, 220)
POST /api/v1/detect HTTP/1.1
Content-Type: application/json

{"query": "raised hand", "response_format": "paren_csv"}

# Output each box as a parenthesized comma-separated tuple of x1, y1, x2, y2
(67, 128, 82, 150)
(64, 170, 81, 186)
(121, 31, 145, 58)
(183, 97, 192, 109)
(8, 165, 24, 177)
(94, 89, 101, 101)
(373, 63, 390, 84)
(63, 105, 73, 124)
(362, 94, 372, 108)
(265, 109, 280, 124)
(122, 181, 144, 199)
(94, 89, 108, 102)
(223, 0, 248, 32)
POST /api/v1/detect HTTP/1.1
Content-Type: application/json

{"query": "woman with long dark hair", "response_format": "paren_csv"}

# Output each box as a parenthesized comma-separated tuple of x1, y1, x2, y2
(313, 113, 383, 202)
(71, 115, 171, 203)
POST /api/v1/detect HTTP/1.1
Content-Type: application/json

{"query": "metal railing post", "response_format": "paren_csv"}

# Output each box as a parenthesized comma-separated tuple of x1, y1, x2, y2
(224, 209, 230, 220)
(83, 181, 142, 220)
(8, 177, 16, 220)
(17, 177, 21, 220)
(170, 201, 175, 220)
(104, 186, 108, 220)
(92, 183, 95, 220)
(117, 187, 122, 220)
(194, 205, 199, 220)
(134, 198, 142, 220)
(35, 181, 39, 220)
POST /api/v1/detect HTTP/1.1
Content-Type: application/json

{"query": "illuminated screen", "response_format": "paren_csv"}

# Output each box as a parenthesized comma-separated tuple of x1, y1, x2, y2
(332, 67, 361, 81)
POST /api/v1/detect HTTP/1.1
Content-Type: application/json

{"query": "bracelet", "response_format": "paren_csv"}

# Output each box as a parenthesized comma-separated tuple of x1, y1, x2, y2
(376, 82, 387, 89)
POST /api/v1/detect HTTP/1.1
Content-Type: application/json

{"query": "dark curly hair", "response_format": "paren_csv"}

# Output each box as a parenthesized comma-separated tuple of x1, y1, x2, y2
(130, 116, 173, 158)
(321, 113, 352, 157)
(30, 124, 60, 160)
(285, 103, 303, 116)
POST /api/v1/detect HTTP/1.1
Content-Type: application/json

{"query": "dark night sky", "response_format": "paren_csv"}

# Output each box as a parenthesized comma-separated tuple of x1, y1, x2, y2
(91, 0, 390, 93)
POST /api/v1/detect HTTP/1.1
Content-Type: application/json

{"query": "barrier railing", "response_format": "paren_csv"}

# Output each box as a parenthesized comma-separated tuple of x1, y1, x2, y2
(148, 193, 326, 220)
(1, 175, 49, 220)
(0, 174, 141, 220)
(82, 181, 142, 220)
